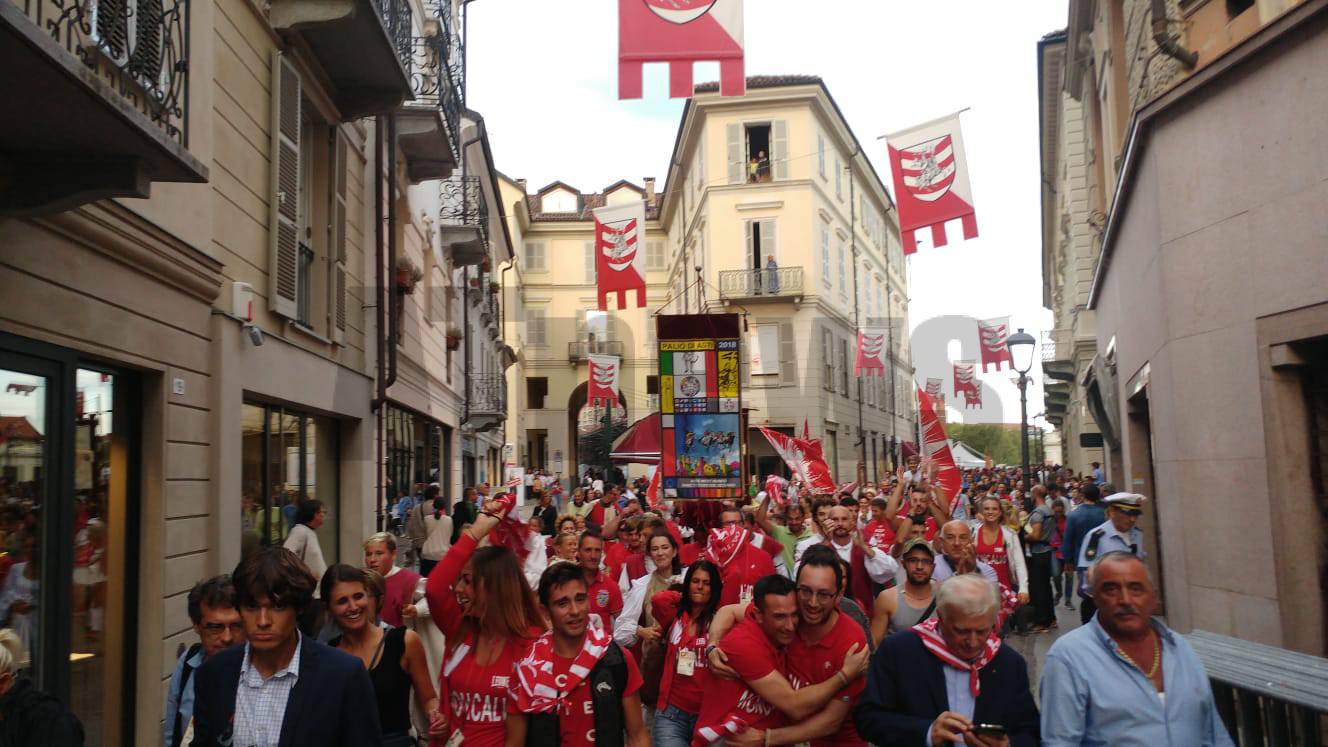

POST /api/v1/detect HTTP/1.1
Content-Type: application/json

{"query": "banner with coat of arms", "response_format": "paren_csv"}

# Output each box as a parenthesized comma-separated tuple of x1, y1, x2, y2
(619, 0, 745, 99)
(953, 360, 981, 408)
(854, 328, 887, 377)
(885, 111, 978, 254)
(587, 354, 621, 408)
(977, 317, 1013, 372)
(592, 201, 647, 310)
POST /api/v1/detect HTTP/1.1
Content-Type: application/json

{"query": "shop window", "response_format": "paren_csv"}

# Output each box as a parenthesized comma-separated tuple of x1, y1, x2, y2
(240, 403, 339, 563)
(383, 406, 450, 514)
(0, 341, 139, 744)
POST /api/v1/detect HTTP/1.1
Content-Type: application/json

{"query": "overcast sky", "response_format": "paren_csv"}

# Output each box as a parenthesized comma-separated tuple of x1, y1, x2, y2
(467, 0, 1067, 426)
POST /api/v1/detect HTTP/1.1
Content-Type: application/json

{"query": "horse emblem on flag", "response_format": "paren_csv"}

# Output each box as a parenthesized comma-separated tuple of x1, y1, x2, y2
(885, 111, 978, 254)
(592, 202, 647, 310)
(900, 136, 957, 202)
(588, 354, 621, 407)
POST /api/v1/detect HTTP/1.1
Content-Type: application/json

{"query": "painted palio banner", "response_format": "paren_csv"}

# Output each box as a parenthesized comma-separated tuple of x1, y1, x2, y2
(658, 313, 743, 499)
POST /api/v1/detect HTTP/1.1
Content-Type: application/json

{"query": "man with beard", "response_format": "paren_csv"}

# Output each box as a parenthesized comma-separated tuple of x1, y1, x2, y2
(506, 561, 648, 747)
(795, 505, 900, 616)
(1040, 553, 1233, 746)
(871, 538, 939, 647)
(692, 574, 869, 746)
(854, 574, 1039, 747)
(755, 493, 815, 575)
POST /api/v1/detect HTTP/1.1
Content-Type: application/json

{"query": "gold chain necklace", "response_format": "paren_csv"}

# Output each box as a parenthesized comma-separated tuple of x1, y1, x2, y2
(1116, 632, 1161, 679)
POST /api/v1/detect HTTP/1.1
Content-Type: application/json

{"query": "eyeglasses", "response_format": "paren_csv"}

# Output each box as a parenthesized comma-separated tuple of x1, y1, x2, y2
(796, 586, 836, 604)
(201, 622, 245, 637)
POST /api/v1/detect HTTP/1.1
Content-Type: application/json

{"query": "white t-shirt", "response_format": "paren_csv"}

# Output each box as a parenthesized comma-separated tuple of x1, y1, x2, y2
(282, 524, 327, 597)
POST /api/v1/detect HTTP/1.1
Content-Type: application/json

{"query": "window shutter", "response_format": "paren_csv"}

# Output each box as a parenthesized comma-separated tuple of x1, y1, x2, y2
(817, 133, 826, 178)
(696, 139, 706, 194)
(647, 240, 664, 270)
(772, 120, 789, 180)
(779, 322, 796, 386)
(584, 241, 596, 282)
(761, 219, 776, 264)
(744, 221, 754, 270)
(726, 123, 742, 184)
(269, 50, 301, 319)
(330, 131, 348, 344)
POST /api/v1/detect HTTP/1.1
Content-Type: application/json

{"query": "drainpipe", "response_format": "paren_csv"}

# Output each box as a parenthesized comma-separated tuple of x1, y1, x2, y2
(373, 116, 387, 530)
(1151, 0, 1198, 68)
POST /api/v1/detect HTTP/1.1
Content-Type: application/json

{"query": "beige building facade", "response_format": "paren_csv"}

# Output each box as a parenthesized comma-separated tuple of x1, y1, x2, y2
(502, 76, 915, 486)
(0, 0, 513, 741)
(1040, 0, 1328, 655)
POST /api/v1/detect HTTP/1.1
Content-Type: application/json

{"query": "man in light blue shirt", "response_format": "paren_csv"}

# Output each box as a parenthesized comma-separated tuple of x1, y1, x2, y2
(1040, 552, 1234, 746)
(163, 575, 243, 747)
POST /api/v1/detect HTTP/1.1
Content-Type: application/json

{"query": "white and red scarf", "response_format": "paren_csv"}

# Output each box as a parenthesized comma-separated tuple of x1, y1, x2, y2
(912, 617, 1001, 697)
(704, 525, 749, 569)
(510, 617, 612, 713)
(696, 714, 750, 746)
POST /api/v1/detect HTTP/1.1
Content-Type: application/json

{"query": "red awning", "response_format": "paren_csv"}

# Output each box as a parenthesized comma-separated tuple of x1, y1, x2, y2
(610, 412, 660, 464)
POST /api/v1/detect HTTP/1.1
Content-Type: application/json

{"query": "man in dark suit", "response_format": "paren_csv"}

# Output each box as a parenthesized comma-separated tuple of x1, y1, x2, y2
(190, 547, 382, 747)
(854, 574, 1039, 747)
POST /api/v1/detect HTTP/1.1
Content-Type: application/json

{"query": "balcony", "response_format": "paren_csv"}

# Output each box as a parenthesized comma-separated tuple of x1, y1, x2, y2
(439, 174, 488, 266)
(396, 35, 460, 183)
(466, 373, 506, 432)
(1, 0, 207, 214)
(1042, 329, 1075, 382)
(269, 0, 413, 119)
(568, 340, 624, 362)
(718, 267, 805, 304)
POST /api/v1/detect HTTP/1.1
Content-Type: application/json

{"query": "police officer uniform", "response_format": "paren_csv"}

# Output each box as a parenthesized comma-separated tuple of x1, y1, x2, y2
(1076, 493, 1146, 622)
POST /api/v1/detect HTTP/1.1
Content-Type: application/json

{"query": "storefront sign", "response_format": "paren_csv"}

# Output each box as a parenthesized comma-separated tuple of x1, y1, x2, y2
(657, 314, 743, 499)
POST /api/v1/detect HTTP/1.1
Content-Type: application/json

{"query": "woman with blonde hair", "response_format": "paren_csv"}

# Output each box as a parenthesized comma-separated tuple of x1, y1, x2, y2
(0, 627, 84, 745)
(424, 500, 546, 746)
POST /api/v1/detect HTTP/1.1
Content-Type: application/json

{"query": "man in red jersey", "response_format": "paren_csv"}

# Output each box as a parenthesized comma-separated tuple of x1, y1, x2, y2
(707, 508, 777, 607)
(577, 530, 622, 629)
(692, 574, 868, 746)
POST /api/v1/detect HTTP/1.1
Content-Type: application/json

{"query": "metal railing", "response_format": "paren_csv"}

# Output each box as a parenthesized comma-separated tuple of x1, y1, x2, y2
(440, 174, 487, 238)
(408, 36, 461, 158)
(370, 0, 412, 70)
(718, 267, 804, 299)
(568, 340, 624, 361)
(468, 374, 506, 415)
(1188, 630, 1328, 746)
(1042, 330, 1060, 363)
(14, 0, 191, 145)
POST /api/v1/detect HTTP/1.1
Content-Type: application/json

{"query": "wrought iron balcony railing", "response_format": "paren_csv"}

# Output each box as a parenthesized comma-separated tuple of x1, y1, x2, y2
(568, 340, 624, 361)
(370, 0, 412, 71)
(718, 267, 805, 301)
(408, 36, 462, 159)
(468, 374, 506, 416)
(13, 0, 191, 145)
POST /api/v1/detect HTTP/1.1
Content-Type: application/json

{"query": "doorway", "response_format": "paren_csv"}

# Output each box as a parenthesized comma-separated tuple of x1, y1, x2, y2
(1126, 387, 1164, 612)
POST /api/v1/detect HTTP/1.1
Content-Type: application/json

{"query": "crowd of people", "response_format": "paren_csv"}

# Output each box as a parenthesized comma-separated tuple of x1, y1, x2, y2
(0, 457, 1238, 746)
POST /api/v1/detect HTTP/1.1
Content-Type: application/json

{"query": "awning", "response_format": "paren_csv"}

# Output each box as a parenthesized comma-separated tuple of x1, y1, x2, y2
(610, 412, 660, 464)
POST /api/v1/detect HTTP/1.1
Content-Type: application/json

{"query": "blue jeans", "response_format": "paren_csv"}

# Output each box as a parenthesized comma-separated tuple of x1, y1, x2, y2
(652, 704, 699, 747)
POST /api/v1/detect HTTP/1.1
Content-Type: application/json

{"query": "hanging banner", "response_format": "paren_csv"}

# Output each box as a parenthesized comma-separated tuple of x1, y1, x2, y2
(658, 314, 743, 499)
(619, 0, 745, 99)
(885, 111, 978, 254)
(593, 201, 647, 310)
(758, 426, 837, 495)
(925, 377, 943, 398)
(588, 354, 621, 408)
(953, 360, 981, 408)
(917, 387, 962, 514)
(854, 328, 887, 377)
(978, 317, 1013, 372)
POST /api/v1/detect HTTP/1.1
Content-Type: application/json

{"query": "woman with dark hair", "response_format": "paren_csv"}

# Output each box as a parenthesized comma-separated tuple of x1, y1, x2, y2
(424, 499, 545, 747)
(282, 499, 329, 635)
(322, 564, 444, 746)
(646, 558, 723, 747)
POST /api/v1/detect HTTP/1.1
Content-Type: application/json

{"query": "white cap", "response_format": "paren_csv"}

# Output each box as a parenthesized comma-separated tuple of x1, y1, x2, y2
(1103, 492, 1146, 510)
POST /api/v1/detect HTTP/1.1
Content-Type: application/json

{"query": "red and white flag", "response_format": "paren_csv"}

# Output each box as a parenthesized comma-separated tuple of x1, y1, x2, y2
(977, 317, 1013, 372)
(592, 201, 647, 310)
(506, 476, 522, 489)
(917, 387, 962, 515)
(801, 417, 810, 441)
(886, 111, 978, 254)
(645, 465, 661, 508)
(854, 328, 887, 377)
(758, 426, 837, 495)
(953, 360, 981, 408)
(764, 474, 788, 505)
(925, 377, 943, 398)
(619, 0, 745, 99)
(588, 354, 621, 408)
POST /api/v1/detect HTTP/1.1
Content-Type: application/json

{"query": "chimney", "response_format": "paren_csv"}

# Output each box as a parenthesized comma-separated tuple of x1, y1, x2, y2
(644, 177, 656, 203)
(516, 178, 528, 194)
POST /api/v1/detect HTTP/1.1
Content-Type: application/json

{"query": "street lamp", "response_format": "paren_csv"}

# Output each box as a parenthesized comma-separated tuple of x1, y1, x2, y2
(1007, 327, 1037, 498)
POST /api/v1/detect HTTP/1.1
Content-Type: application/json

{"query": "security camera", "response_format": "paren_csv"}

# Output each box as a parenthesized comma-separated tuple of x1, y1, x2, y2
(244, 323, 264, 347)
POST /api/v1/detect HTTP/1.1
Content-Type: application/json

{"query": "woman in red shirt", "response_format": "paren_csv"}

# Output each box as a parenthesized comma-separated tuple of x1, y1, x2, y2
(972, 496, 1029, 605)
(647, 558, 723, 747)
(425, 500, 546, 747)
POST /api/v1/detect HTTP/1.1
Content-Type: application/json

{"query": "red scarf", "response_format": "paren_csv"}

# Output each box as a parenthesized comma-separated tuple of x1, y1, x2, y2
(704, 525, 748, 569)
(510, 618, 612, 713)
(696, 714, 749, 746)
(488, 493, 534, 561)
(912, 617, 1001, 697)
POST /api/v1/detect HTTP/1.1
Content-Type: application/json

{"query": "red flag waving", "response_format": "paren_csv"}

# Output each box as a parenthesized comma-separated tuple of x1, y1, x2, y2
(619, 0, 745, 99)
(917, 388, 962, 515)
(758, 426, 837, 494)
(886, 111, 978, 254)
(953, 360, 981, 408)
(977, 317, 1013, 372)
(593, 202, 647, 310)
